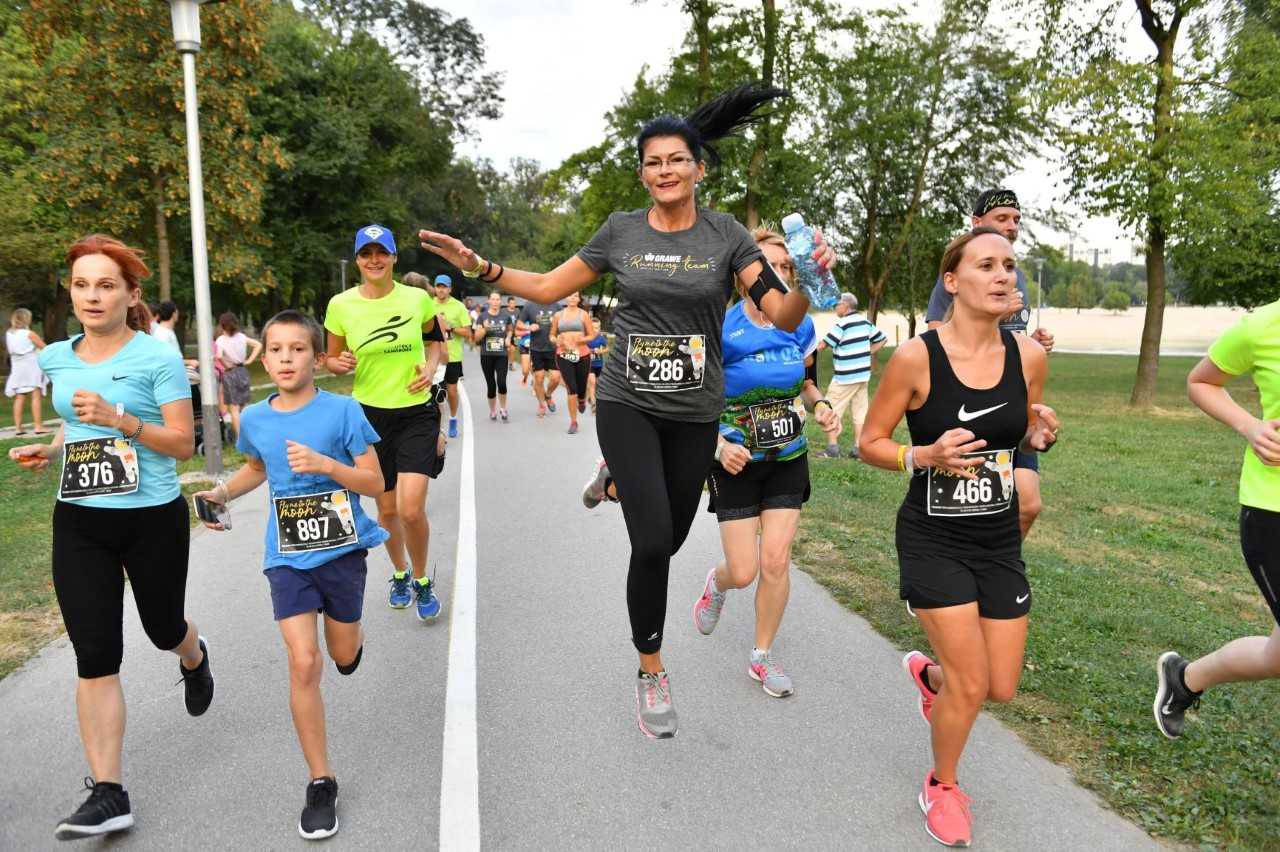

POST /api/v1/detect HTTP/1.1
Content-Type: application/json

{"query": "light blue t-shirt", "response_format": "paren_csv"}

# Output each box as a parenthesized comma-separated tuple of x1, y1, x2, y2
(40, 332, 191, 508)
(236, 389, 389, 571)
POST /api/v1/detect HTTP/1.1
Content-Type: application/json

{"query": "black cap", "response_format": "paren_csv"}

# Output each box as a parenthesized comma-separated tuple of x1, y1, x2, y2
(974, 188, 1020, 217)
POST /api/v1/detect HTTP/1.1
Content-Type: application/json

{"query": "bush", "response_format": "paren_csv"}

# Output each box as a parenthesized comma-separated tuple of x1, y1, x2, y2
(1102, 287, 1130, 312)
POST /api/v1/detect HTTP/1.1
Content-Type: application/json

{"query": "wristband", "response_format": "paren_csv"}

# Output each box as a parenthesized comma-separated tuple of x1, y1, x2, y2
(115, 402, 125, 431)
(814, 398, 832, 412)
(714, 443, 724, 463)
(905, 446, 915, 474)
(747, 262, 791, 310)
(462, 256, 486, 278)
(896, 444, 907, 472)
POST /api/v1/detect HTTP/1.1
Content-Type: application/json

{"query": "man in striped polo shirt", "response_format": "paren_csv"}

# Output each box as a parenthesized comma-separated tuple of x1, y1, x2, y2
(818, 292, 886, 458)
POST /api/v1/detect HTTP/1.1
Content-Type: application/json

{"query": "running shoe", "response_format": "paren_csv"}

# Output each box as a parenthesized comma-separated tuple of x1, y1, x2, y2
(749, 649, 794, 697)
(500, 408, 509, 422)
(582, 459, 611, 509)
(537, 403, 546, 419)
(903, 650, 937, 725)
(635, 670, 677, 739)
(388, 571, 412, 609)
(413, 578, 441, 622)
(568, 423, 578, 435)
(54, 778, 134, 841)
(822, 445, 841, 459)
(489, 410, 497, 421)
(578, 399, 586, 414)
(847, 446, 861, 459)
(448, 417, 459, 438)
(1154, 651, 1201, 739)
(692, 567, 726, 635)
(178, 636, 214, 717)
(547, 399, 556, 413)
(298, 777, 338, 840)
(919, 771, 973, 847)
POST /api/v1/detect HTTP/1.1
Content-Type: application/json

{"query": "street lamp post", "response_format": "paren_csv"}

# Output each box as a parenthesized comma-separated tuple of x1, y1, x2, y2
(340, 258, 348, 291)
(1035, 258, 1045, 329)
(167, 0, 223, 474)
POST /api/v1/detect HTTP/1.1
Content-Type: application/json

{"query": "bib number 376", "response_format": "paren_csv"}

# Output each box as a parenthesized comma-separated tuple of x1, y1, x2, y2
(626, 334, 705, 393)
(59, 437, 140, 500)
(274, 489, 359, 553)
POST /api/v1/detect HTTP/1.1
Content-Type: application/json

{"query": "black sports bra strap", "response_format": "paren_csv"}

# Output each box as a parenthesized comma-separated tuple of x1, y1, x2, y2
(999, 329, 1023, 387)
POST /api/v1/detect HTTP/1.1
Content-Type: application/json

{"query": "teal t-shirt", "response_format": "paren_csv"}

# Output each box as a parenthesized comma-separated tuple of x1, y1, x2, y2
(40, 332, 191, 508)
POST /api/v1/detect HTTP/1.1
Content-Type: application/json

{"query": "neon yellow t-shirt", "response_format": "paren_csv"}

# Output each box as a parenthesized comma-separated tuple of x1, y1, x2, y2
(1207, 299, 1280, 512)
(324, 282, 440, 409)
(436, 297, 471, 363)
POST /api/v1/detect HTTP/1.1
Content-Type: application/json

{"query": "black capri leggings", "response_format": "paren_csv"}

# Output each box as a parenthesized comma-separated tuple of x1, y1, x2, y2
(52, 496, 191, 679)
(556, 354, 591, 398)
(1241, 505, 1280, 627)
(479, 354, 508, 400)
(596, 400, 718, 654)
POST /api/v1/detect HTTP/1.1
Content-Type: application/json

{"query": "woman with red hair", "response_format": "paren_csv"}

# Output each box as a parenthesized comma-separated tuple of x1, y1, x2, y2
(8, 235, 214, 842)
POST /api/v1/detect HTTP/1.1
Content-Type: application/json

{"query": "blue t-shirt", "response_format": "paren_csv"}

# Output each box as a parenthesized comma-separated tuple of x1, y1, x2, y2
(236, 389, 389, 571)
(40, 332, 191, 508)
(719, 303, 817, 462)
(588, 332, 608, 369)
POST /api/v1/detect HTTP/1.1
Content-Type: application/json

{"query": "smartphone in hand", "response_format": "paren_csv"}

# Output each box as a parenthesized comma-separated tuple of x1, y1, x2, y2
(193, 494, 232, 530)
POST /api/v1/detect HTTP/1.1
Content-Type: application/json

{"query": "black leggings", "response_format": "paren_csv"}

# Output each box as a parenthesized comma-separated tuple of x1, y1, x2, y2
(479, 354, 508, 400)
(1242, 505, 1280, 627)
(52, 496, 191, 679)
(556, 355, 590, 398)
(596, 400, 718, 654)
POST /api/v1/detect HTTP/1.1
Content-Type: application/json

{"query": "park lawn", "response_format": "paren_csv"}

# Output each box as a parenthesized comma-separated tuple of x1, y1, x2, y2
(796, 347, 1278, 848)
(0, 371, 353, 681)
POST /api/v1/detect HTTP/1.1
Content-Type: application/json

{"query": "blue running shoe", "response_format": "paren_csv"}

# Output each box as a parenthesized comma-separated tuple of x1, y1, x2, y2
(413, 578, 442, 622)
(388, 572, 412, 609)
(448, 417, 459, 438)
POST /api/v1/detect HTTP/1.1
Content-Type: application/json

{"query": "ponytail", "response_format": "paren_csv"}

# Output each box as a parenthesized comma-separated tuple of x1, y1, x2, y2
(636, 82, 788, 168)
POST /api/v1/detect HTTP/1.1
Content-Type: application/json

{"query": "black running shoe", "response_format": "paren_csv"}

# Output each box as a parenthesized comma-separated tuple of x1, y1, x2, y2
(54, 778, 134, 841)
(299, 777, 339, 840)
(1154, 651, 1201, 739)
(178, 636, 214, 717)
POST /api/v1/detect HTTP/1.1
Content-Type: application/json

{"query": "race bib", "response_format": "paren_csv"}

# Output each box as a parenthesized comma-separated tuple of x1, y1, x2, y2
(626, 334, 705, 393)
(60, 437, 139, 500)
(560, 350, 580, 363)
(484, 336, 506, 354)
(273, 489, 359, 553)
(926, 449, 1016, 517)
(748, 400, 802, 449)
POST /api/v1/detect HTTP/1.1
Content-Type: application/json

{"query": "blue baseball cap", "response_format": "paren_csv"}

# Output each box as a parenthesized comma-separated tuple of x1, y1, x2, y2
(353, 224, 397, 256)
(434, 274, 453, 288)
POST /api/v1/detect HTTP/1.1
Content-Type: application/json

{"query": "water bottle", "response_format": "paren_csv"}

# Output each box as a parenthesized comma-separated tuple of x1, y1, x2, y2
(781, 213, 838, 309)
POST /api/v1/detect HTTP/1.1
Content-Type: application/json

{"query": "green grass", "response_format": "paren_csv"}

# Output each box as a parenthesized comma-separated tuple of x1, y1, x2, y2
(0, 371, 353, 680)
(797, 347, 1279, 848)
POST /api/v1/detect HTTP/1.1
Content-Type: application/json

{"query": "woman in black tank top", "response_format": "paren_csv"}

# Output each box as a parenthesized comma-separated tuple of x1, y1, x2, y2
(858, 227, 1059, 847)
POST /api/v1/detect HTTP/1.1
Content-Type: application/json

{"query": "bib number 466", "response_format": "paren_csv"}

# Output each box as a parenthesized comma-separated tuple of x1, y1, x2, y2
(951, 478, 992, 505)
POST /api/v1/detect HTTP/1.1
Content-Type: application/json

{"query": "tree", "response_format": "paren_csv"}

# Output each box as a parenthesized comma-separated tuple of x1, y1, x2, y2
(1102, 285, 1131, 312)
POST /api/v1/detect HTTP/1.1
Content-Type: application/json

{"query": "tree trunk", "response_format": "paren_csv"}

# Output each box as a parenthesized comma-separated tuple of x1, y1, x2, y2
(861, 163, 882, 322)
(744, 0, 777, 229)
(689, 1, 713, 102)
(154, 175, 171, 301)
(44, 272, 70, 342)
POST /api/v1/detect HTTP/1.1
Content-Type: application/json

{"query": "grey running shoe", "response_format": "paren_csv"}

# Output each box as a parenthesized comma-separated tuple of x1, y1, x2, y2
(1154, 651, 1201, 739)
(821, 445, 841, 459)
(635, 670, 677, 738)
(847, 446, 861, 459)
(749, 649, 794, 697)
(582, 458, 610, 509)
(692, 567, 727, 635)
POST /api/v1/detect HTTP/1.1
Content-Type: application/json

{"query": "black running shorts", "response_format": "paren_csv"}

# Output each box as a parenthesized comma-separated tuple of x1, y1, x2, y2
(360, 402, 444, 490)
(530, 350, 557, 372)
(1241, 505, 1280, 627)
(898, 550, 1031, 619)
(443, 361, 463, 385)
(706, 454, 810, 522)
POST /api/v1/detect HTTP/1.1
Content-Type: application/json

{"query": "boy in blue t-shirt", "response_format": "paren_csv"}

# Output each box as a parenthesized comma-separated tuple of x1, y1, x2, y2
(195, 310, 387, 841)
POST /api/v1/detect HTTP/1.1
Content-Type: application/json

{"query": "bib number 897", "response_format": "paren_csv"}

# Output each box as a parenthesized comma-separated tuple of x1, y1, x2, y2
(648, 359, 684, 383)
(78, 462, 114, 488)
(951, 478, 993, 505)
(295, 517, 331, 542)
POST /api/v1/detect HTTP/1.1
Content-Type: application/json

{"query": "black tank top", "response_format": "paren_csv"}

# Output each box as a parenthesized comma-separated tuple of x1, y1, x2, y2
(896, 329, 1027, 558)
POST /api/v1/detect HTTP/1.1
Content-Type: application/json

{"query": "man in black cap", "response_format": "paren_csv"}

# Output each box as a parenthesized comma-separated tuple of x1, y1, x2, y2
(925, 188, 1054, 538)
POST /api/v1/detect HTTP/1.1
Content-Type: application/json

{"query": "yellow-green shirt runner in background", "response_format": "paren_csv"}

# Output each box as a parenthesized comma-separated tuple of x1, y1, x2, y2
(1208, 299, 1280, 513)
(436, 296, 471, 363)
(324, 281, 441, 410)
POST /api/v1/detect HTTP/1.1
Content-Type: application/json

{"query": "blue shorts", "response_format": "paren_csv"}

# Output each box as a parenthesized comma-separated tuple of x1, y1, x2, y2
(1014, 450, 1039, 473)
(266, 549, 368, 623)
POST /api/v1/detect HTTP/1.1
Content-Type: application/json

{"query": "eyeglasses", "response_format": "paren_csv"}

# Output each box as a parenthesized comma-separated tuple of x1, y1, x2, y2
(641, 155, 697, 172)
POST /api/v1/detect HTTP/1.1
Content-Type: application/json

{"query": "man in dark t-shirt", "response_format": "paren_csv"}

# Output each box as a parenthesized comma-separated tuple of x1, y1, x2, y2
(518, 299, 563, 416)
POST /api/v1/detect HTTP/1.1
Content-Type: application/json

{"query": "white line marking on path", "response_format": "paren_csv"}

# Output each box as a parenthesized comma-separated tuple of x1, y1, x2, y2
(439, 383, 480, 850)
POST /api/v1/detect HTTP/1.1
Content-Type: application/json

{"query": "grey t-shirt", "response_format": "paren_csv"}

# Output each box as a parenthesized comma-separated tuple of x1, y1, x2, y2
(577, 208, 764, 421)
(475, 310, 514, 356)
(518, 301, 562, 353)
(925, 267, 1030, 332)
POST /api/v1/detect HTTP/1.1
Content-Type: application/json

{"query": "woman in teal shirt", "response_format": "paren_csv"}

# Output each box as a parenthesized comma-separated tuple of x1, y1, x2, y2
(8, 235, 213, 842)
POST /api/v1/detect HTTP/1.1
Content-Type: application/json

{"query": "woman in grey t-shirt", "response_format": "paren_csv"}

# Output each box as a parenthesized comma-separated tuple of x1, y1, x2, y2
(419, 85, 833, 739)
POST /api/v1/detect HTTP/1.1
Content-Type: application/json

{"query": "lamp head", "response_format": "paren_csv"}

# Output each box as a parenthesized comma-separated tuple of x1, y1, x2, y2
(167, 0, 224, 53)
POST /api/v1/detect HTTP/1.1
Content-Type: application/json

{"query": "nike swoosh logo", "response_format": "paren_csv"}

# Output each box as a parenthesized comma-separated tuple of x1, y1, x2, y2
(112, 375, 129, 381)
(1162, 702, 1175, 716)
(958, 402, 1008, 422)
(1016, 594, 1029, 604)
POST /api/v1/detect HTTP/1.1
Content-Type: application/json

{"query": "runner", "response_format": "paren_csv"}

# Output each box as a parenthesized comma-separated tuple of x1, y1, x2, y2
(420, 83, 829, 738)
(517, 296, 562, 417)
(6, 307, 48, 434)
(1153, 298, 1280, 739)
(194, 310, 387, 840)
(324, 225, 445, 622)
(432, 274, 472, 439)
(861, 227, 1058, 847)
(586, 319, 608, 415)
(503, 295, 521, 372)
(472, 291, 515, 421)
(692, 226, 840, 698)
(925, 189, 1054, 538)
(8, 234, 212, 841)
(550, 291, 596, 434)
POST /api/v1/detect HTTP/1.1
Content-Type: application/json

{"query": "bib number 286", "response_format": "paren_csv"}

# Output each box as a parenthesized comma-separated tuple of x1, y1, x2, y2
(626, 333, 704, 393)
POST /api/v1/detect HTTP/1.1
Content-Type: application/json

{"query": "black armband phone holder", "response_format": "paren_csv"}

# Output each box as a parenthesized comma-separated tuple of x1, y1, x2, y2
(748, 262, 791, 310)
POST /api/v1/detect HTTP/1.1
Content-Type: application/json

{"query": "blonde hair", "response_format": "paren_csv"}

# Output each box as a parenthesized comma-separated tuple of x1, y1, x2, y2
(10, 308, 31, 329)
(750, 225, 797, 288)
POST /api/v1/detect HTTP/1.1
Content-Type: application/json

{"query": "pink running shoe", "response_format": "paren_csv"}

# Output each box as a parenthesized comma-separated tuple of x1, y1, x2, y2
(692, 567, 726, 635)
(903, 650, 937, 725)
(919, 771, 972, 847)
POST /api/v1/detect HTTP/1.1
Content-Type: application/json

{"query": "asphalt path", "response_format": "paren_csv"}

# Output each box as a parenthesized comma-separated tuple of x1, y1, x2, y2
(0, 347, 1156, 850)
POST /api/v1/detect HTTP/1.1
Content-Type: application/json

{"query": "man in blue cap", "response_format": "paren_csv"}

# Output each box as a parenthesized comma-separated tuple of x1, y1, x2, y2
(432, 274, 471, 438)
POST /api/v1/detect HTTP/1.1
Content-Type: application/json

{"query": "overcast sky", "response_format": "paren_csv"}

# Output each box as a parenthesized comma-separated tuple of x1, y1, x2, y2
(431, 0, 1142, 266)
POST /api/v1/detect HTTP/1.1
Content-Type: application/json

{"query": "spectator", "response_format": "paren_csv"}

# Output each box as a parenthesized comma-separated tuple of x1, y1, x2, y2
(817, 292, 885, 458)
(5, 308, 49, 435)
(215, 311, 262, 442)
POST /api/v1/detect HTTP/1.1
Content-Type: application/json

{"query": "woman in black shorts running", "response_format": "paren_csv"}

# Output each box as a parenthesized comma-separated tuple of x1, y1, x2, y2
(420, 84, 831, 738)
(472, 291, 515, 421)
(9, 235, 213, 841)
(550, 291, 596, 434)
(860, 227, 1058, 847)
